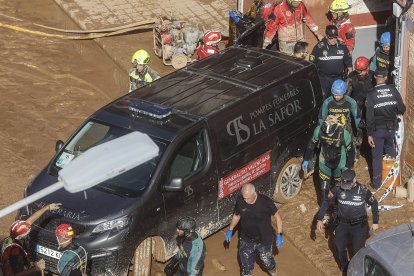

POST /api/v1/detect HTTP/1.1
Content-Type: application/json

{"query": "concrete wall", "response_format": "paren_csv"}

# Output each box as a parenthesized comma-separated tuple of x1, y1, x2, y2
(403, 6, 414, 182)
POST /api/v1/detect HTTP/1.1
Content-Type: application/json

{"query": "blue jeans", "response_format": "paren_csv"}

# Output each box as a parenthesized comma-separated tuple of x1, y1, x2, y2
(239, 238, 276, 276)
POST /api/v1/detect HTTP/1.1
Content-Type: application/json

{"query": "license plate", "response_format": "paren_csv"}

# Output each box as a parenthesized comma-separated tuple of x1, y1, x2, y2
(36, 244, 63, 259)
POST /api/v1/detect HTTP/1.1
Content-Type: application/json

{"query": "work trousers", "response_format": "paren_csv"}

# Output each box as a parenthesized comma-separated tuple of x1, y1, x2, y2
(371, 129, 396, 189)
(334, 221, 368, 272)
(239, 238, 276, 276)
(319, 74, 341, 99)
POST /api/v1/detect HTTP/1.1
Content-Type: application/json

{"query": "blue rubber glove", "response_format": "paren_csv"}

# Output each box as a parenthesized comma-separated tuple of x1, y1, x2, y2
(229, 10, 240, 24)
(225, 229, 233, 242)
(276, 233, 284, 248)
(302, 160, 309, 174)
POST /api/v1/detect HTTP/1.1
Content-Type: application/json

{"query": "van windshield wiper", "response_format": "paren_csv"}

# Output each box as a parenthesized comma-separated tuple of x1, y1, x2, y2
(94, 184, 128, 198)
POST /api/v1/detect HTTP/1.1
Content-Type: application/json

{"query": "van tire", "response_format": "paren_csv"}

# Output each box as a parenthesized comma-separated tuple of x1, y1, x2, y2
(131, 238, 152, 276)
(273, 157, 303, 203)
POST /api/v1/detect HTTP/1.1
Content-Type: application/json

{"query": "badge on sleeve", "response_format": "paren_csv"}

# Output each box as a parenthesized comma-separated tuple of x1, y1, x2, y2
(309, 55, 315, 62)
(369, 195, 376, 202)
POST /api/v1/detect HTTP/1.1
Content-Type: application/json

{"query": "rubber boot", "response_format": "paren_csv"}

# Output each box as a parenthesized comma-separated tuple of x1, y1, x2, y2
(269, 268, 278, 276)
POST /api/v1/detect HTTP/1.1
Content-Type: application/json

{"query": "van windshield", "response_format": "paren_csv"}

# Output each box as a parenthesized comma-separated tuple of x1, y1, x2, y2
(53, 120, 165, 196)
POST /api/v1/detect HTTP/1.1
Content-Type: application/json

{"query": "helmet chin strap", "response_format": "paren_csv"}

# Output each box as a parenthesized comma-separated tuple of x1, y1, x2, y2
(57, 237, 72, 249)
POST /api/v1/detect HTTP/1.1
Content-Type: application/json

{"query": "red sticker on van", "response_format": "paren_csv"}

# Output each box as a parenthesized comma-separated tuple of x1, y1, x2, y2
(218, 152, 271, 199)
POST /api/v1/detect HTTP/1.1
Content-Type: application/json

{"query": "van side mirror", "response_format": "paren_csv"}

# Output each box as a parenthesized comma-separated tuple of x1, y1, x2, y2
(55, 140, 64, 153)
(164, 178, 184, 192)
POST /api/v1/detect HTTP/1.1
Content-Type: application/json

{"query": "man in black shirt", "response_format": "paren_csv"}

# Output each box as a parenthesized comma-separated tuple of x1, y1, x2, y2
(316, 169, 379, 272)
(366, 69, 406, 189)
(225, 183, 283, 276)
(310, 25, 352, 98)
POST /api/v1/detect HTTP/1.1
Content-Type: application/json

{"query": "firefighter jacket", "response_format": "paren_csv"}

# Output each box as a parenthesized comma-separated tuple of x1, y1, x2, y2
(264, 0, 319, 43)
(129, 67, 160, 92)
(366, 83, 406, 136)
(330, 16, 355, 53)
(317, 183, 379, 224)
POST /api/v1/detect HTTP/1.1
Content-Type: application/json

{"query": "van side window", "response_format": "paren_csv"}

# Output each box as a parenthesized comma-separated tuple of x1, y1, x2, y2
(364, 256, 391, 276)
(167, 130, 207, 181)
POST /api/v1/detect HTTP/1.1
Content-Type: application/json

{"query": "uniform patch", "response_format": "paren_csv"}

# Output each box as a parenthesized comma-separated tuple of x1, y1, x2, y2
(309, 55, 315, 62)
(369, 195, 376, 202)
(323, 50, 328, 57)
(286, 11, 291, 16)
(318, 42, 324, 48)
(339, 191, 346, 199)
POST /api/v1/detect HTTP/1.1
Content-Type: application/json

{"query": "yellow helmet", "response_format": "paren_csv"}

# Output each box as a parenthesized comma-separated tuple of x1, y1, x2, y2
(329, 0, 350, 13)
(131, 49, 150, 65)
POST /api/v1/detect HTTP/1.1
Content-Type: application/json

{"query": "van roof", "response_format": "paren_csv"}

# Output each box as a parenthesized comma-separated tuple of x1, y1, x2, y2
(100, 46, 313, 141)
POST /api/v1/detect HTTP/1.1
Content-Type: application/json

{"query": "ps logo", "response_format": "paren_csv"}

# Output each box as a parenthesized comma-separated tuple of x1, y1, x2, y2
(227, 116, 251, 146)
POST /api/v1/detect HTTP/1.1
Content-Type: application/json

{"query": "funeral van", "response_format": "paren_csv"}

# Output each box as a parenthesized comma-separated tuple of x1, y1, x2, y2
(19, 46, 323, 275)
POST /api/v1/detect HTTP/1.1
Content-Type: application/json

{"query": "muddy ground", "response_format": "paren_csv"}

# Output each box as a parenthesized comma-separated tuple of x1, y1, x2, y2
(0, 1, 413, 276)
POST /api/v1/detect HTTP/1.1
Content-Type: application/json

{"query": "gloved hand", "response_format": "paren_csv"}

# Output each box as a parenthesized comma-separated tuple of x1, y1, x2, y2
(276, 233, 284, 248)
(48, 203, 61, 211)
(302, 160, 309, 174)
(164, 258, 178, 276)
(225, 229, 233, 243)
(35, 259, 46, 271)
(229, 10, 240, 24)
(262, 39, 271, 49)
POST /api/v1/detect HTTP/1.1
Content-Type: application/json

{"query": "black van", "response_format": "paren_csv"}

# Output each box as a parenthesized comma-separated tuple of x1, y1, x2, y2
(19, 46, 323, 275)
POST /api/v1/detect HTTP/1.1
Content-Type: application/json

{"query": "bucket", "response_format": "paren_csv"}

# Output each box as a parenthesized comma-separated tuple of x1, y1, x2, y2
(382, 157, 400, 190)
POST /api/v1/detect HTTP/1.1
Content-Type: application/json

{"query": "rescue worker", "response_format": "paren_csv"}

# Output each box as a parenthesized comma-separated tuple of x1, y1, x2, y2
(129, 49, 160, 92)
(316, 169, 379, 272)
(329, 0, 356, 53)
(263, 0, 323, 55)
(164, 217, 206, 276)
(1, 203, 61, 275)
(55, 224, 87, 276)
(302, 115, 354, 202)
(366, 69, 406, 189)
(309, 25, 352, 98)
(347, 56, 374, 160)
(318, 79, 361, 134)
(293, 41, 309, 59)
(225, 183, 283, 276)
(370, 32, 392, 74)
(197, 31, 221, 60)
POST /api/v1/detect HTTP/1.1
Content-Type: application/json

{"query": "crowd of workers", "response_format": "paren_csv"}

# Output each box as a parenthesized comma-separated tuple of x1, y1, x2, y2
(1, 0, 407, 275)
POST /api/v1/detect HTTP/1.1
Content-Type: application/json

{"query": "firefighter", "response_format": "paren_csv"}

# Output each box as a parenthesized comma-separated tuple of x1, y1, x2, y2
(263, 0, 323, 55)
(293, 41, 309, 59)
(347, 56, 374, 160)
(302, 115, 354, 202)
(197, 31, 222, 60)
(56, 224, 87, 276)
(329, 0, 356, 53)
(366, 69, 406, 189)
(164, 217, 206, 276)
(319, 79, 360, 134)
(224, 183, 282, 276)
(369, 32, 392, 74)
(316, 169, 379, 272)
(309, 25, 352, 98)
(1, 203, 61, 275)
(129, 49, 160, 92)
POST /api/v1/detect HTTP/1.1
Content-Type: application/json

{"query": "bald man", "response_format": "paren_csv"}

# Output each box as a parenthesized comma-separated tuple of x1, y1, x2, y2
(225, 183, 283, 276)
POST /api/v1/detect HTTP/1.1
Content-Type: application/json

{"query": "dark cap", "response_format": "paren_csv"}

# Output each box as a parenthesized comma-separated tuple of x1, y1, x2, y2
(325, 25, 338, 38)
(340, 168, 356, 190)
(374, 68, 388, 78)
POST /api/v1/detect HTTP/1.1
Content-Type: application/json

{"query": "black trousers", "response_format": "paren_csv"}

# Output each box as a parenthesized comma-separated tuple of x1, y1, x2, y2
(334, 221, 368, 271)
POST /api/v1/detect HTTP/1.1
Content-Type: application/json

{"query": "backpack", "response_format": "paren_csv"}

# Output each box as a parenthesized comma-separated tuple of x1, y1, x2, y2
(1, 237, 30, 275)
(57, 245, 87, 276)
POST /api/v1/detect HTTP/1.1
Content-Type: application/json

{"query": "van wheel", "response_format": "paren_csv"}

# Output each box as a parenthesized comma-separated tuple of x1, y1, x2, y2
(273, 157, 303, 203)
(131, 238, 152, 276)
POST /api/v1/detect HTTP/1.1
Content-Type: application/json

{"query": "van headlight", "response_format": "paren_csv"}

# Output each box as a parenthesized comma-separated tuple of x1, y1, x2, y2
(92, 216, 130, 233)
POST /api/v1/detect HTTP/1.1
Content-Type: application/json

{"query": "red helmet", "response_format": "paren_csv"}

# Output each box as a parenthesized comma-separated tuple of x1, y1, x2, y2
(355, 56, 369, 72)
(197, 45, 219, 60)
(203, 31, 222, 46)
(10, 220, 31, 240)
(55, 224, 75, 239)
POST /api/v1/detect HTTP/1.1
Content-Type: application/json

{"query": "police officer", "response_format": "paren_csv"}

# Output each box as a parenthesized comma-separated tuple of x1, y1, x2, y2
(303, 115, 354, 202)
(310, 25, 352, 98)
(319, 79, 360, 135)
(316, 169, 379, 272)
(347, 56, 374, 160)
(366, 69, 406, 189)
(370, 32, 392, 74)
(129, 49, 160, 92)
(224, 183, 282, 276)
(164, 217, 206, 276)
